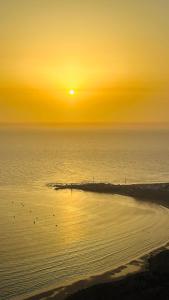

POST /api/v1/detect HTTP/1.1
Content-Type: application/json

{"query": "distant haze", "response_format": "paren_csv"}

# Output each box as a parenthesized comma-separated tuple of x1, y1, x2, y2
(0, 0, 169, 125)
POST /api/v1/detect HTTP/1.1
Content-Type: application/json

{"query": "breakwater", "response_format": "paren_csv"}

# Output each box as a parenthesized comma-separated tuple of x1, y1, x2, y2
(48, 182, 169, 206)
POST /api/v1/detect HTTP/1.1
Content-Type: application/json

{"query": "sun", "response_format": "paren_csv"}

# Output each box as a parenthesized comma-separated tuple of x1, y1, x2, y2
(69, 89, 75, 95)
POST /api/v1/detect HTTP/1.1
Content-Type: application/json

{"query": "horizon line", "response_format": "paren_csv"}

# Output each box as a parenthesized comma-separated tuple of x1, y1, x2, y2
(0, 122, 169, 128)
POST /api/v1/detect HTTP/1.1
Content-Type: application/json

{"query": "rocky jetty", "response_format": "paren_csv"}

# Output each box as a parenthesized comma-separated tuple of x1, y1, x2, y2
(48, 182, 169, 207)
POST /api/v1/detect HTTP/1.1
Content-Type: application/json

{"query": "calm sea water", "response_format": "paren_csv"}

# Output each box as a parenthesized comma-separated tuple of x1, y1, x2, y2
(0, 127, 169, 300)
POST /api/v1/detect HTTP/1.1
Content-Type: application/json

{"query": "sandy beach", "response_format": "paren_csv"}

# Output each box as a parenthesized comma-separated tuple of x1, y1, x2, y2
(2, 0, 169, 298)
(24, 182, 169, 300)
(25, 243, 169, 300)
(66, 247, 169, 300)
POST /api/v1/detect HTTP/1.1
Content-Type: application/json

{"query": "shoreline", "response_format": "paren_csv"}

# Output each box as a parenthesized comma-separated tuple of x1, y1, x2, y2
(25, 242, 169, 300)
(66, 245, 169, 300)
(48, 182, 169, 208)
(24, 182, 169, 300)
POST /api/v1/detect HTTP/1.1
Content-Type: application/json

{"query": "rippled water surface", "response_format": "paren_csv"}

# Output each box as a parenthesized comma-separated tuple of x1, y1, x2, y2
(0, 127, 169, 300)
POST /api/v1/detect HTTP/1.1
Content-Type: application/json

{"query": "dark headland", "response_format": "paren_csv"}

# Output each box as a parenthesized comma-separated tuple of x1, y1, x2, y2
(65, 249, 169, 300)
(27, 182, 169, 300)
(49, 182, 169, 208)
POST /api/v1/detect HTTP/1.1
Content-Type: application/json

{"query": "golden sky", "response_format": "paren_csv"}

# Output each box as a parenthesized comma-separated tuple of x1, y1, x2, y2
(0, 0, 169, 124)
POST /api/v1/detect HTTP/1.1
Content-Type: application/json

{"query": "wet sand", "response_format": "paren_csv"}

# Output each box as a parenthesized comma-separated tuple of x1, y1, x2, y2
(24, 182, 169, 300)
(25, 243, 169, 300)
(66, 247, 169, 300)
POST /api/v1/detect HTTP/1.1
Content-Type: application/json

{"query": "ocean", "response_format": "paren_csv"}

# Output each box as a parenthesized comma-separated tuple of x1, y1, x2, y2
(0, 127, 169, 299)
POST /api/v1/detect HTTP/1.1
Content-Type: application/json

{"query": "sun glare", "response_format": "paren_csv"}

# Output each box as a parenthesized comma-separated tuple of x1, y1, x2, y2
(69, 89, 75, 95)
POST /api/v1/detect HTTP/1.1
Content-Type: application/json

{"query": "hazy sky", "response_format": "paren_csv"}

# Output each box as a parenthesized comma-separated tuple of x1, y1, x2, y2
(0, 0, 169, 124)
